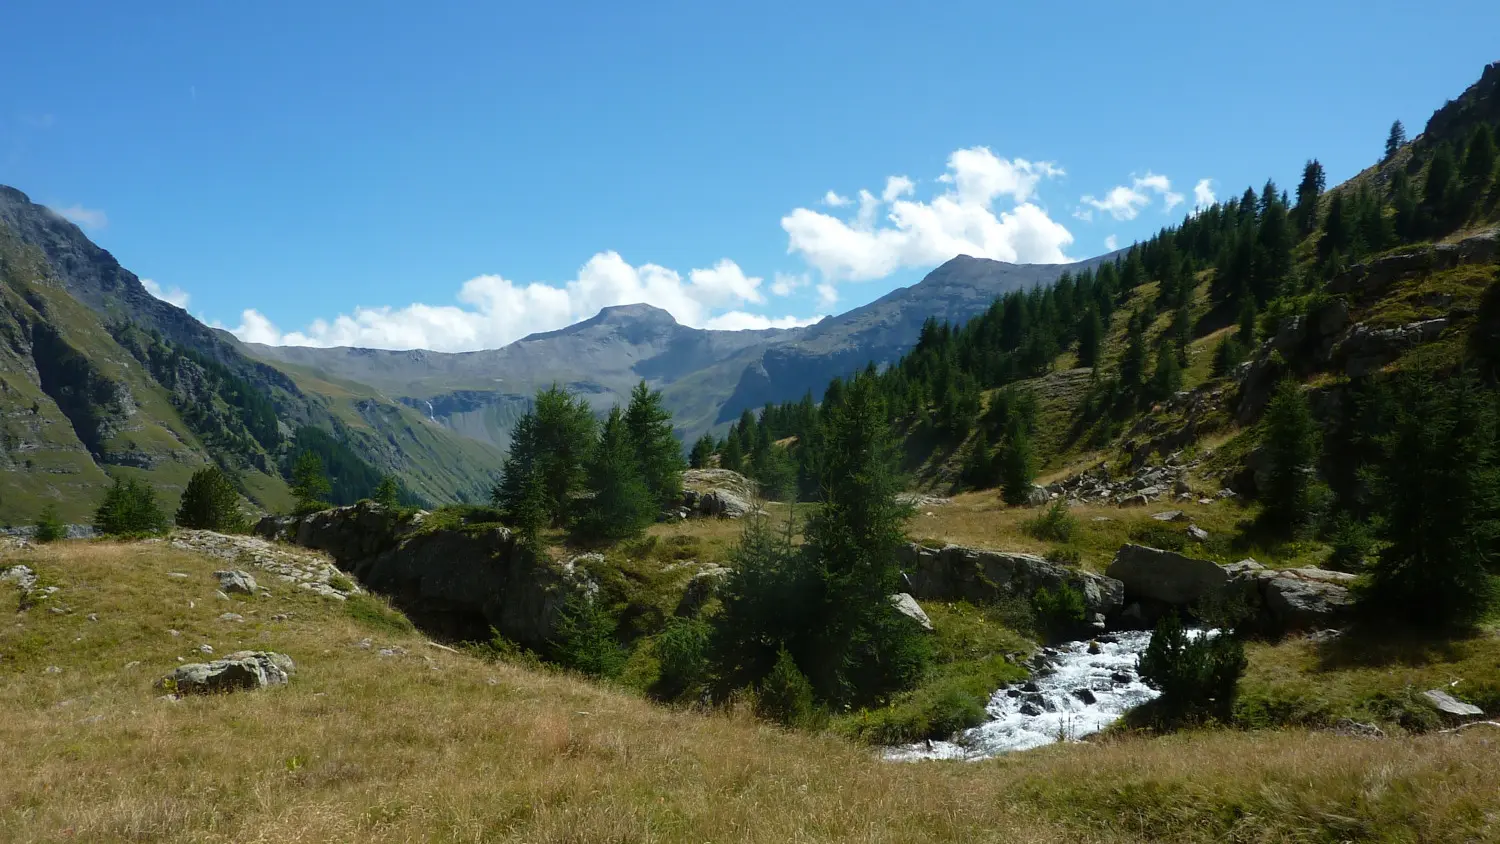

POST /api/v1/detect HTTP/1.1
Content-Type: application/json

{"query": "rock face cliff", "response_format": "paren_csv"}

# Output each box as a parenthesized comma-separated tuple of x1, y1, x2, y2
(256, 502, 595, 646)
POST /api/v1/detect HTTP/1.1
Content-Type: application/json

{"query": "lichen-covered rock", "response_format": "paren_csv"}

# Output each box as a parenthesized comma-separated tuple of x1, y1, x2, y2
(214, 569, 258, 594)
(1423, 689, 1484, 718)
(675, 565, 729, 617)
(158, 651, 294, 694)
(699, 489, 755, 518)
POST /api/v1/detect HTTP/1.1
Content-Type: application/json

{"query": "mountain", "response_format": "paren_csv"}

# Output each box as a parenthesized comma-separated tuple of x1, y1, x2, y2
(0, 187, 508, 519)
(245, 252, 1123, 450)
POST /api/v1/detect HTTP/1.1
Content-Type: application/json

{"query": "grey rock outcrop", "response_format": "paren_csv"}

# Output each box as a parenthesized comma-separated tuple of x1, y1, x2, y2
(675, 565, 729, 617)
(159, 651, 294, 694)
(889, 592, 934, 632)
(699, 489, 755, 518)
(256, 502, 595, 647)
(1107, 544, 1228, 607)
(898, 543, 1123, 623)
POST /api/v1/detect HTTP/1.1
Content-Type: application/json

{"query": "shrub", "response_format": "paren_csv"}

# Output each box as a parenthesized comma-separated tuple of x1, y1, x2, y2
(93, 476, 168, 537)
(1325, 515, 1374, 573)
(1128, 521, 1187, 553)
(1023, 500, 1076, 542)
(33, 505, 66, 543)
(755, 648, 818, 728)
(552, 594, 626, 679)
(1138, 612, 1246, 725)
(653, 617, 711, 701)
(176, 465, 247, 532)
(1032, 583, 1088, 639)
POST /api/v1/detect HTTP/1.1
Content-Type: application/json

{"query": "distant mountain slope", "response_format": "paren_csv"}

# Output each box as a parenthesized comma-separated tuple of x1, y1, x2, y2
(0, 187, 507, 514)
(246, 253, 1124, 449)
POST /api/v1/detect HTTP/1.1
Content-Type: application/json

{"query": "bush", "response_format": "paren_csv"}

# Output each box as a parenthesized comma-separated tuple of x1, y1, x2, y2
(33, 505, 66, 543)
(93, 477, 168, 537)
(1128, 521, 1187, 553)
(1138, 612, 1246, 725)
(755, 648, 818, 728)
(176, 465, 247, 532)
(653, 617, 711, 701)
(1032, 583, 1088, 639)
(553, 594, 626, 679)
(1023, 500, 1076, 542)
(1325, 515, 1374, 573)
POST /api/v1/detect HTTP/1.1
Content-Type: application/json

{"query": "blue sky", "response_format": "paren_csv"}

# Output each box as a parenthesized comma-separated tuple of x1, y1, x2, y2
(2, 1, 1497, 351)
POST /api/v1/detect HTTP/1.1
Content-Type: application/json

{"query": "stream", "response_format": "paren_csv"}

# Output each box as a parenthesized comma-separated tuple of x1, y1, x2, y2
(886, 630, 1160, 761)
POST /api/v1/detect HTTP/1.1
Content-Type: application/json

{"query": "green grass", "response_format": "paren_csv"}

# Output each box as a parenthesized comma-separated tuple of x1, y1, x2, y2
(343, 593, 417, 636)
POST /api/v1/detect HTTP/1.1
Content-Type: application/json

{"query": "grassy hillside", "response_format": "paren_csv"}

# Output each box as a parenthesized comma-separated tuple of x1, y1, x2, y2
(5, 537, 1499, 843)
(0, 228, 291, 523)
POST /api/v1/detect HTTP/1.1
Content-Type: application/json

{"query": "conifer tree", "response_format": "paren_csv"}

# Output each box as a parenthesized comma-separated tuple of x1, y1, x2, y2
(1260, 380, 1321, 535)
(1149, 342, 1183, 402)
(1294, 159, 1326, 235)
(961, 428, 993, 490)
(176, 465, 245, 531)
(1318, 191, 1355, 264)
(999, 422, 1036, 507)
(493, 385, 597, 527)
(624, 380, 685, 508)
(1424, 143, 1460, 231)
(1361, 377, 1499, 628)
(1077, 305, 1103, 369)
(1119, 313, 1149, 400)
(290, 451, 332, 513)
(688, 433, 715, 469)
(94, 477, 168, 537)
(720, 433, 744, 473)
(576, 406, 655, 541)
(1385, 120, 1406, 159)
(1463, 123, 1496, 193)
(372, 474, 400, 508)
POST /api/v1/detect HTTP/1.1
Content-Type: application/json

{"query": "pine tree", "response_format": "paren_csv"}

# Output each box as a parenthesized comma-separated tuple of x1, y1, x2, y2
(1119, 313, 1149, 400)
(493, 385, 597, 527)
(1462, 123, 1497, 193)
(1294, 159, 1326, 235)
(999, 422, 1036, 507)
(372, 474, 400, 508)
(94, 477, 168, 537)
(33, 504, 66, 543)
(719, 433, 744, 473)
(176, 465, 245, 531)
(1361, 377, 1499, 629)
(1149, 342, 1183, 402)
(1424, 143, 1461, 231)
(624, 380, 686, 508)
(509, 466, 550, 550)
(1385, 120, 1406, 159)
(1260, 380, 1321, 535)
(1392, 168, 1420, 241)
(290, 451, 332, 514)
(961, 428, 993, 489)
(1318, 191, 1355, 264)
(576, 406, 656, 541)
(797, 374, 928, 705)
(1238, 299, 1258, 345)
(688, 433, 715, 469)
(1077, 305, 1103, 369)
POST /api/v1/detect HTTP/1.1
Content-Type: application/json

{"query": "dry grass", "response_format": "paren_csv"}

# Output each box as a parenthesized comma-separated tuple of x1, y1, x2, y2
(5, 541, 1500, 843)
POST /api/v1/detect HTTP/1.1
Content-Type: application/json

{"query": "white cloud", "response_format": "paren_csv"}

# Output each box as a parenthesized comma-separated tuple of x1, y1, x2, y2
(770, 272, 808, 296)
(704, 312, 823, 331)
(781, 147, 1074, 284)
(1072, 208, 1093, 222)
(1079, 171, 1184, 221)
(141, 278, 190, 308)
(1079, 185, 1149, 221)
(225, 252, 782, 352)
(822, 190, 851, 207)
(1193, 178, 1216, 211)
(49, 204, 107, 230)
(882, 175, 915, 203)
(816, 283, 839, 308)
(1104, 235, 1119, 251)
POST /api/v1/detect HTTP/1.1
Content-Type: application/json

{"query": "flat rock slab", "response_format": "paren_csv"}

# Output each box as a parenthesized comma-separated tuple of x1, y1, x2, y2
(1424, 689, 1484, 718)
(889, 593, 934, 632)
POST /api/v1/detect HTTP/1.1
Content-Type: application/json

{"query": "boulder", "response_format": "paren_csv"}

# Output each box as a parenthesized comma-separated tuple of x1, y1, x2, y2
(1151, 510, 1186, 522)
(889, 593, 934, 632)
(675, 565, 729, 617)
(159, 651, 294, 694)
(1106, 544, 1228, 607)
(214, 569, 258, 594)
(1222, 560, 1356, 634)
(1187, 525, 1209, 542)
(1423, 689, 1484, 718)
(681, 468, 757, 502)
(898, 543, 1123, 622)
(699, 489, 754, 518)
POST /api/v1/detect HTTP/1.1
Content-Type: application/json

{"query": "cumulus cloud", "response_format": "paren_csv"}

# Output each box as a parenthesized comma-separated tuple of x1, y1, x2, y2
(224, 252, 783, 352)
(1193, 178, 1216, 211)
(49, 204, 107, 230)
(704, 312, 824, 331)
(822, 190, 851, 207)
(1104, 235, 1119, 251)
(816, 283, 839, 308)
(141, 278, 190, 308)
(782, 147, 1073, 283)
(1079, 172, 1183, 221)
